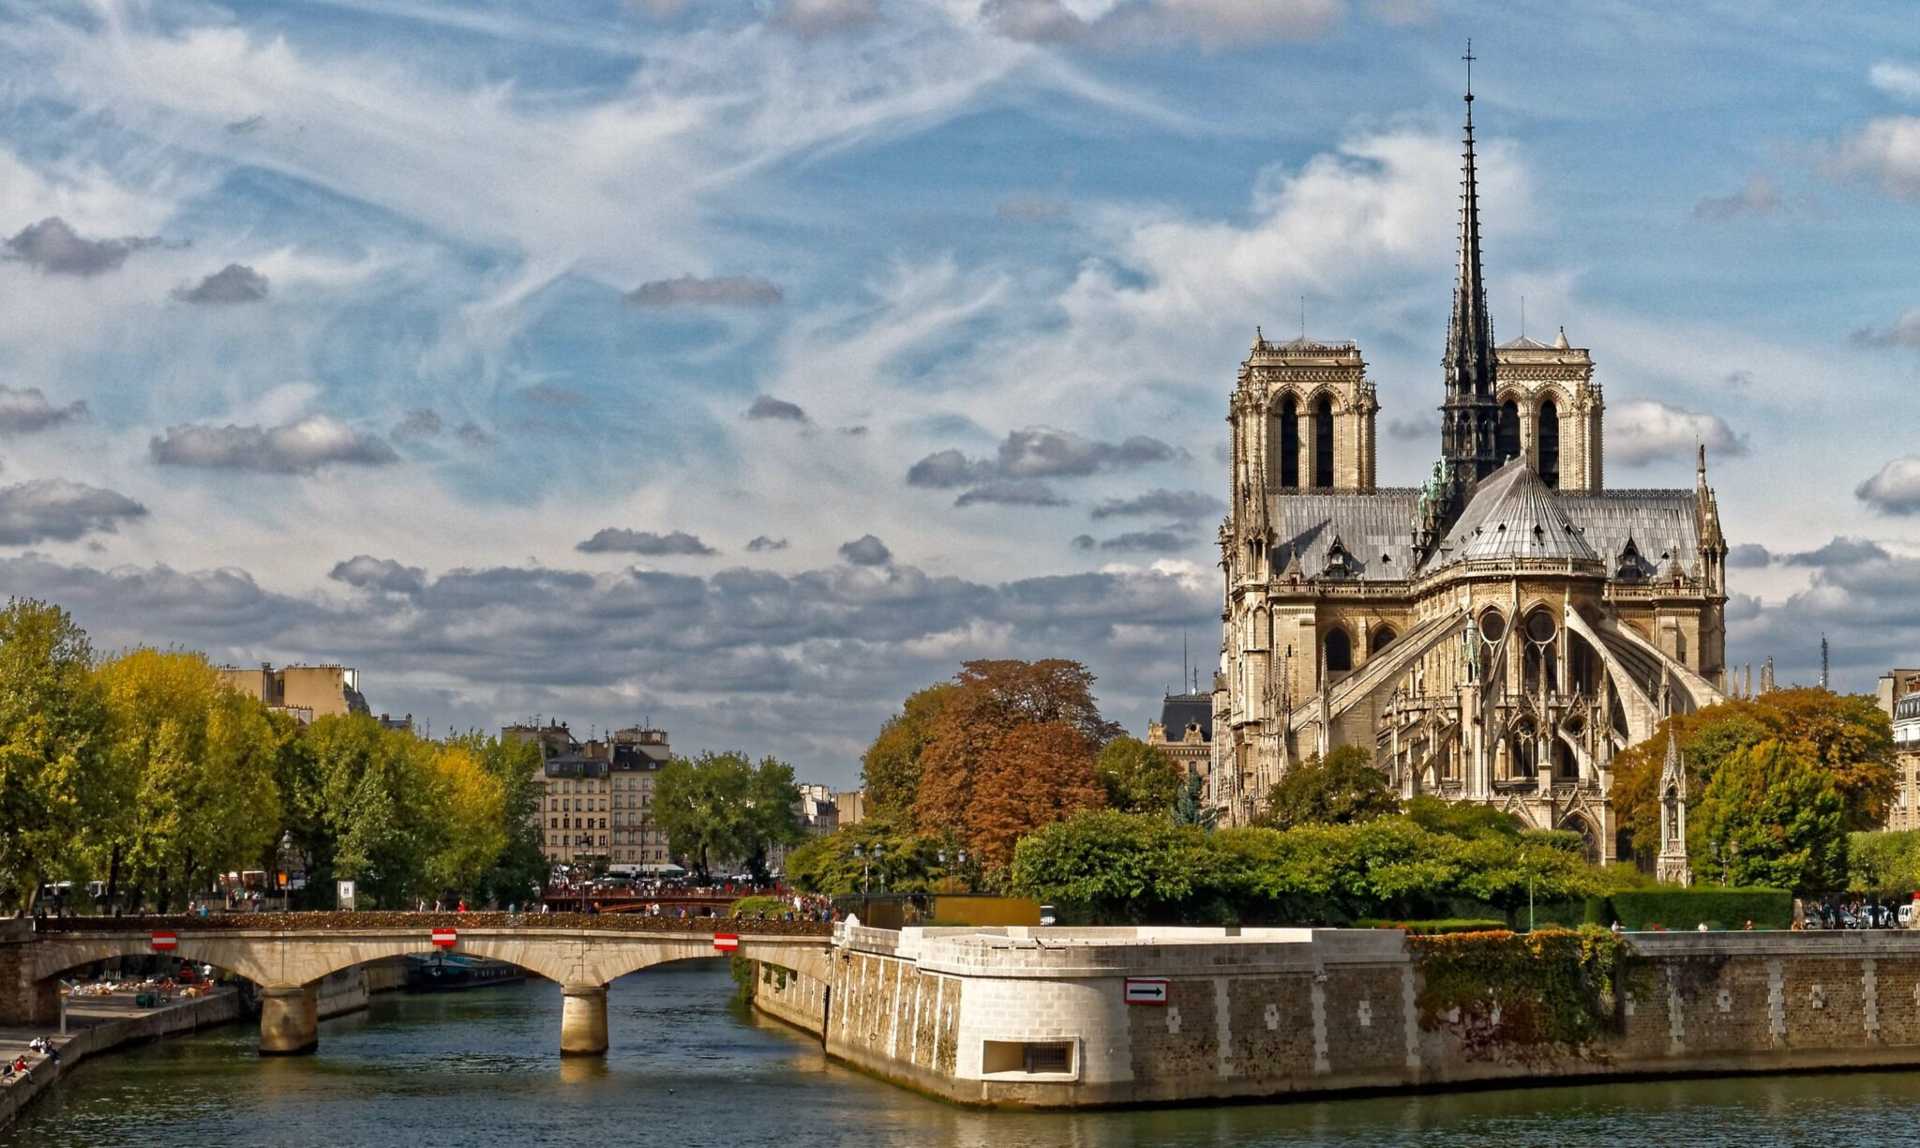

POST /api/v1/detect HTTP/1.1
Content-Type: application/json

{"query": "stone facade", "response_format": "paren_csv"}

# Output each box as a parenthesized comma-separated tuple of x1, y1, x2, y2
(1211, 90, 1729, 856)
(753, 925, 1920, 1108)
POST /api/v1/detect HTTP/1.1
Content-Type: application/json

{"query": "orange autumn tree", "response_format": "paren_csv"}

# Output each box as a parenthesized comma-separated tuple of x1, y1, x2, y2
(911, 659, 1118, 874)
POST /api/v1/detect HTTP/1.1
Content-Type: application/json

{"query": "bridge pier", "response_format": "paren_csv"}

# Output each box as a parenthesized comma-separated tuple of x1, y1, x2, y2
(560, 983, 608, 1056)
(259, 984, 319, 1056)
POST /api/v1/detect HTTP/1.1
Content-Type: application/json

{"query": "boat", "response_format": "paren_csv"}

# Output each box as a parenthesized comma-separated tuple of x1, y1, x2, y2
(404, 952, 527, 993)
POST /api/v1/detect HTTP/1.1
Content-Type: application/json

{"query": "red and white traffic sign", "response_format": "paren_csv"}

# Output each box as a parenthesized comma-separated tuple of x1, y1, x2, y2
(431, 927, 458, 949)
(1124, 977, 1169, 1005)
(712, 933, 740, 953)
(150, 931, 178, 952)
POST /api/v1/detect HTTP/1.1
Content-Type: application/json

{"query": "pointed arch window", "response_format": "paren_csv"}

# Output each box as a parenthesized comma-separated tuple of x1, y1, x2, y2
(1497, 400, 1521, 464)
(1324, 627, 1352, 675)
(1277, 395, 1300, 489)
(1539, 399, 1560, 488)
(1312, 395, 1335, 487)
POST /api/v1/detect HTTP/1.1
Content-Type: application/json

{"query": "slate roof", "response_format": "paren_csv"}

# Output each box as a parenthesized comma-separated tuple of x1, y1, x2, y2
(1270, 490, 1422, 582)
(1555, 489, 1702, 579)
(1158, 693, 1213, 743)
(1435, 459, 1600, 566)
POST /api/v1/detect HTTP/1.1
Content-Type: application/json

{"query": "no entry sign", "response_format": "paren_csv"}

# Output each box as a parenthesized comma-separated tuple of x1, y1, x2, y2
(712, 933, 740, 953)
(150, 931, 178, 952)
(431, 927, 458, 949)
(1124, 977, 1169, 1006)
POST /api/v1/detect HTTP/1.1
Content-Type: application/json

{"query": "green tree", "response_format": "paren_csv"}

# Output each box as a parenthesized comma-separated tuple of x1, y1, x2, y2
(784, 814, 945, 896)
(1010, 810, 1211, 922)
(0, 599, 109, 910)
(462, 733, 547, 907)
(1402, 794, 1524, 840)
(93, 650, 284, 910)
(1613, 689, 1895, 861)
(1173, 772, 1217, 830)
(654, 751, 802, 879)
(420, 741, 508, 896)
(1848, 830, 1920, 894)
(1095, 736, 1183, 815)
(1257, 746, 1399, 830)
(861, 683, 956, 817)
(305, 715, 441, 908)
(1694, 740, 1847, 894)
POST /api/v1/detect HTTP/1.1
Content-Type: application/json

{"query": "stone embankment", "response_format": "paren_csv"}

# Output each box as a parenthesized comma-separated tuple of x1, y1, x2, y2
(750, 925, 1920, 1108)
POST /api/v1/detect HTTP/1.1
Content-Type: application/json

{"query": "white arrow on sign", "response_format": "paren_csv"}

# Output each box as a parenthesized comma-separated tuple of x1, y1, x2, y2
(1124, 977, 1170, 1005)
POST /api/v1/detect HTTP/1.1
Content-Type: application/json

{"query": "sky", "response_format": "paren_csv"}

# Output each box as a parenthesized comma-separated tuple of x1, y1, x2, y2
(1, 0, 1919, 786)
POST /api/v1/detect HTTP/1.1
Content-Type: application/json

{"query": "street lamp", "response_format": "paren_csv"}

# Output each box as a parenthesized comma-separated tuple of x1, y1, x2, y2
(1520, 849, 1535, 933)
(936, 849, 969, 895)
(277, 832, 294, 913)
(852, 843, 884, 919)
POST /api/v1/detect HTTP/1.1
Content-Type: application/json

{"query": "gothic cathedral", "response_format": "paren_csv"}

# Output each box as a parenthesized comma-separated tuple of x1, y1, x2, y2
(1213, 82, 1730, 863)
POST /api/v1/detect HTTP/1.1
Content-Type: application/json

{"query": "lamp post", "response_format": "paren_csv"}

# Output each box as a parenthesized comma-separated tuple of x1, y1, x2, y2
(1520, 849, 1535, 933)
(277, 831, 294, 913)
(937, 848, 970, 895)
(852, 843, 884, 919)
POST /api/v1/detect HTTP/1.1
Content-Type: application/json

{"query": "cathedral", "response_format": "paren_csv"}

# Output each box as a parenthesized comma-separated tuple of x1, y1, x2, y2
(1211, 82, 1730, 863)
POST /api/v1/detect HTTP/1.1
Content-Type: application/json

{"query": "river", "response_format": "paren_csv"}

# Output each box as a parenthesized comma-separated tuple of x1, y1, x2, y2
(9, 961, 1920, 1146)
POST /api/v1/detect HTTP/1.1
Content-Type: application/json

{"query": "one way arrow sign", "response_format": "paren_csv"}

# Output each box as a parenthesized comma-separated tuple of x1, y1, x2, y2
(1124, 977, 1169, 1005)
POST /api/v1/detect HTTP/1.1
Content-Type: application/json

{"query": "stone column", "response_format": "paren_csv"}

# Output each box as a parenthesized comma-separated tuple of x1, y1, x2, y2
(1297, 411, 1315, 489)
(259, 983, 319, 1055)
(560, 983, 609, 1056)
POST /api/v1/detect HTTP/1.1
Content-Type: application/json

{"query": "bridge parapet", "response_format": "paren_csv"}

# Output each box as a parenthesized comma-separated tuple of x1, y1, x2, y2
(15, 912, 837, 1055)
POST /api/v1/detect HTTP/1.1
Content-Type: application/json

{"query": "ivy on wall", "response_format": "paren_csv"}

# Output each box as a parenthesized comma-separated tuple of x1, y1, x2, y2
(1410, 927, 1639, 1059)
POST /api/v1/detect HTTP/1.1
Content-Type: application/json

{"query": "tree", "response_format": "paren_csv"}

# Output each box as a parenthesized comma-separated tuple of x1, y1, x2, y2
(1095, 736, 1183, 815)
(1010, 810, 1211, 922)
(420, 742, 508, 896)
(1613, 690, 1895, 861)
(0, 599, 109, 910)
(1694, 740, 1847, 894)
(784, 814, 944, 896)
(1173, 772, 1217, 831)
(1402, 794, 1524, 840)
(654, 752, 802, 879)
(911, 659, 1112, 873)
(1849, 830, 1920, 894)
(861, 683, 956, 817)
(92, 650, 283, 910)
(305, 715, 440, 908)
(462, 733, 547, 907)
(1258, 746, 1399, 830)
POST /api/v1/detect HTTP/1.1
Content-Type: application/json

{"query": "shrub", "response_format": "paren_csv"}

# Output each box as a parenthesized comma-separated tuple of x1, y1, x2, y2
(729, 894, 789, 918)
(1357, 918, 1506, 935)
(1602, 886, 1791, 930)
(1410, 926, 1634, 1053)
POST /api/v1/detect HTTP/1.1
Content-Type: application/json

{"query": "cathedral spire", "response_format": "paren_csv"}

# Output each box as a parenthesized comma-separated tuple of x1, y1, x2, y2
(1440, 39, 1501, 487)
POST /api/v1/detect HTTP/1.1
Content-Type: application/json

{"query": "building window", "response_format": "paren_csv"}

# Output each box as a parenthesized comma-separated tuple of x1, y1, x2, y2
(1277, 394, 1299, 489)
(1312, 394, 1335, 488)
(1538, 399, 1560, 488)
(1324, 628, 1352, 675)
(1497, 399, 1520, 464)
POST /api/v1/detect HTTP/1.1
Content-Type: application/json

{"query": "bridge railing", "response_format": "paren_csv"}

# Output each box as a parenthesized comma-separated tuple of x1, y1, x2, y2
(30, 911, 835, 938)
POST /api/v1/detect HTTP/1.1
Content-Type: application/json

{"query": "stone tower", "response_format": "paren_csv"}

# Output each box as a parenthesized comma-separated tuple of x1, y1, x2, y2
(1656, 733, 1691, 886)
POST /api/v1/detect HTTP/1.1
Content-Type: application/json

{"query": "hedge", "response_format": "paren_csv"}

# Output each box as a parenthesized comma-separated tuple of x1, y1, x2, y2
(1595, 887, 1791, 931)
(1359, 918, 1507, 935)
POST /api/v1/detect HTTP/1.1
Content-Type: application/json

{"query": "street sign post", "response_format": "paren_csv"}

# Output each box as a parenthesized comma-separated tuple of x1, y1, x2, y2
(431, 927, 458, 949)
(1123, 977, 1169, 1005)
(712, 933, 740, 953)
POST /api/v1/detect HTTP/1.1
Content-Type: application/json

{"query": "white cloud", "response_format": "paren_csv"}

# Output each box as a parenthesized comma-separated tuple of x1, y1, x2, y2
(1607, 399, 1747, 467)
(1870, 61, 1920, 101)
(1857, 457, 1920, 516)
(982, 0, 1344, 47)
(1833, 116, 1920, 199)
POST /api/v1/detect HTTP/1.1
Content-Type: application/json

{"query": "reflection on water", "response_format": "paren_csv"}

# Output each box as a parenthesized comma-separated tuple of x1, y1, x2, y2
(12, 960, 1920, 1147)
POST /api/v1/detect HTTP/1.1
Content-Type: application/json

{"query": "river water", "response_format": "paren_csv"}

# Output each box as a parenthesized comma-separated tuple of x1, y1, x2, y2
(10, 961, 1920, 1147)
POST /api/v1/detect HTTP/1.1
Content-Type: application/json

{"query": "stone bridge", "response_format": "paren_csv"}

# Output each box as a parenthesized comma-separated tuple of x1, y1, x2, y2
(1, 913, 835, 1056)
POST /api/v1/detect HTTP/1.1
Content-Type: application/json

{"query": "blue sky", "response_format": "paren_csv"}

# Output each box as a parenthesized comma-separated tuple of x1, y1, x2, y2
(1, 0, 1918, 784)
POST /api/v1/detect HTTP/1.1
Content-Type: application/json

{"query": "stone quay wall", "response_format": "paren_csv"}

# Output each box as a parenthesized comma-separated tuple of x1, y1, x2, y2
(750, 926, 1920, 1108)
